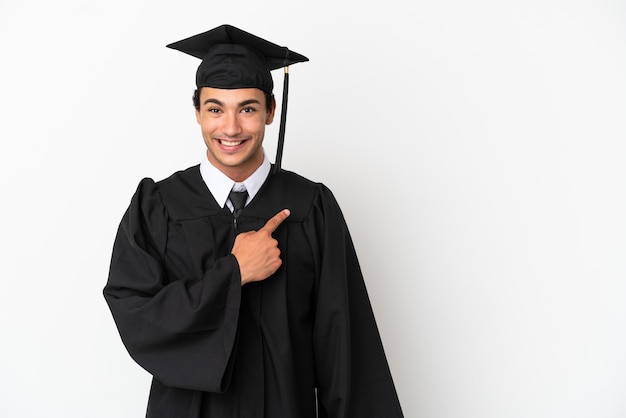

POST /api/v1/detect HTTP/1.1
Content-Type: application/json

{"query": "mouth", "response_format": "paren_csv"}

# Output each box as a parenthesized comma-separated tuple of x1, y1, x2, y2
(217, 138, 247, 148)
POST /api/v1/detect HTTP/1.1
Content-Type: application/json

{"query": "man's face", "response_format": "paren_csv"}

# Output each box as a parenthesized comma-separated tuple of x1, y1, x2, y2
(195, 87, 275, 181)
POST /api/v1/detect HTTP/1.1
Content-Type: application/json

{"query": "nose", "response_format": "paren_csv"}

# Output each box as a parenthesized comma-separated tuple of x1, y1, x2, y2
(221, 112, 242, 137)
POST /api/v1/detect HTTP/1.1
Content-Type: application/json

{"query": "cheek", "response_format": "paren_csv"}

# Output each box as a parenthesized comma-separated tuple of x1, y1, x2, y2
(199, 118, 216, 135)
(246, 116, 269, 133)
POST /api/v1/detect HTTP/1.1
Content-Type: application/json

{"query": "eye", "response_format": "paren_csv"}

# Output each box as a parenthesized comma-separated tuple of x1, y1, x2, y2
(241, 106, 256, 114)
(207, 107, 221, 114)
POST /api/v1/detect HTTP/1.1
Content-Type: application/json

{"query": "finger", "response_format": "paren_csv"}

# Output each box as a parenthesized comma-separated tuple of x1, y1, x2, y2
(260, 209, 290, 234)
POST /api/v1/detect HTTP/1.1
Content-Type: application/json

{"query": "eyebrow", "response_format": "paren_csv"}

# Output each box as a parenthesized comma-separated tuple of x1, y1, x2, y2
(202, 98, 262, 107)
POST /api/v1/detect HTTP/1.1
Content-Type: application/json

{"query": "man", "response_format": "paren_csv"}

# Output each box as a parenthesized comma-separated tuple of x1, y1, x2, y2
(104, 24, 404, 418)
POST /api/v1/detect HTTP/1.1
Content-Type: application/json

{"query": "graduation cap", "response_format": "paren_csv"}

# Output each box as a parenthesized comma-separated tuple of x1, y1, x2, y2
(166, 24, 309, 173)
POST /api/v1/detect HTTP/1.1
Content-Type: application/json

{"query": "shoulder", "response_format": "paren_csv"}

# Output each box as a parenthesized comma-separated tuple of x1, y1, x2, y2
(131, 165, 216, 220)
(155, 165, 202, 193)
(274, 169, 339, 201)
(271, 168, 320, 191)
(132, 165, 200, 194)
(132, 165, 201, 203)
(263, 169, 341, 221)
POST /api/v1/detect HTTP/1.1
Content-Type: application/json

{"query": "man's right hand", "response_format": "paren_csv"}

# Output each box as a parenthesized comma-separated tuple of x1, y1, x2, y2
(231, 209, 290, 285)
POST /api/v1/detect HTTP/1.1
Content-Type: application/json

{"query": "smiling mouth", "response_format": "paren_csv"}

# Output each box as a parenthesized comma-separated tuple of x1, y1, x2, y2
(219, 139, 245, 147)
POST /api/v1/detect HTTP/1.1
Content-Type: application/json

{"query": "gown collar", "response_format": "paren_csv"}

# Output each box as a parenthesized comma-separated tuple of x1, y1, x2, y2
(199, 151, 271, 210)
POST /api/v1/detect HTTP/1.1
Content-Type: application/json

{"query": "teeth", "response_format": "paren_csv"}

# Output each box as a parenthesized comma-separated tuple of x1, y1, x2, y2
(220, 139, 243, 146)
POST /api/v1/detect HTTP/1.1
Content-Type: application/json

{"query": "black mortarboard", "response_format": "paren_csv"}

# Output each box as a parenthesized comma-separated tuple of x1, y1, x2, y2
(166, 24, 309, 172)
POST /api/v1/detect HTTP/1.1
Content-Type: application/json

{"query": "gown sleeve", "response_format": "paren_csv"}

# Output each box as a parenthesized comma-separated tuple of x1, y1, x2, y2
(309, 186, 404, 418)
(103, 178, 241, 393)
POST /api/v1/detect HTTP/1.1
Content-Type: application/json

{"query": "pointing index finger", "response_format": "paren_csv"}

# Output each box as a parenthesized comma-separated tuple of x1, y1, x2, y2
(261, 209, 290, 234)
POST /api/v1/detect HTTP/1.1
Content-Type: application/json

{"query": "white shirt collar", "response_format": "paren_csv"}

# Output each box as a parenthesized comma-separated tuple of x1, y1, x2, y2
(199, 152, 271, 209)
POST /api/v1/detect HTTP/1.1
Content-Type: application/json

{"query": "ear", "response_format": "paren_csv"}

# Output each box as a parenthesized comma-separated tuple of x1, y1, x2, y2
(265, 99, 277, 125)
(194, 87, 203, 124)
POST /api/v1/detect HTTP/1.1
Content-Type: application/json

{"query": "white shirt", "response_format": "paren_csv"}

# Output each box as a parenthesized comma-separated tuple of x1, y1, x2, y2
(199, 152, 271, 212)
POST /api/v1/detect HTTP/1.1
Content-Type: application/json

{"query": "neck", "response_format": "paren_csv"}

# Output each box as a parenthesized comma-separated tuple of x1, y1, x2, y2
(208, 151, 264, 183)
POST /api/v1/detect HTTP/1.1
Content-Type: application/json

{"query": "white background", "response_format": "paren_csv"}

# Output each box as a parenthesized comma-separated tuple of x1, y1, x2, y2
(1, 1, 625, 417)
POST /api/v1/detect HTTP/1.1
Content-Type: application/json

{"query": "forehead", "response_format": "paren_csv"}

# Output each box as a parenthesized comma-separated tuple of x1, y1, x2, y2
(199, 87, 266, 104)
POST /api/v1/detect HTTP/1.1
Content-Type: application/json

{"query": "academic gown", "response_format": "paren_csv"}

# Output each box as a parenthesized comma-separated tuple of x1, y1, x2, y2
(104, 165, 404, 418)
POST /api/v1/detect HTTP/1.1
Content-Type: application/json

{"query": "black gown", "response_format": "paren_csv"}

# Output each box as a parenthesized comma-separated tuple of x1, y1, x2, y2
(104, 165, 404, 418)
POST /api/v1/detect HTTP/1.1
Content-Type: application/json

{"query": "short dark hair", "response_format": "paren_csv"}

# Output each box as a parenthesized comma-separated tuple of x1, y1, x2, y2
(193, 88, 275, 113)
